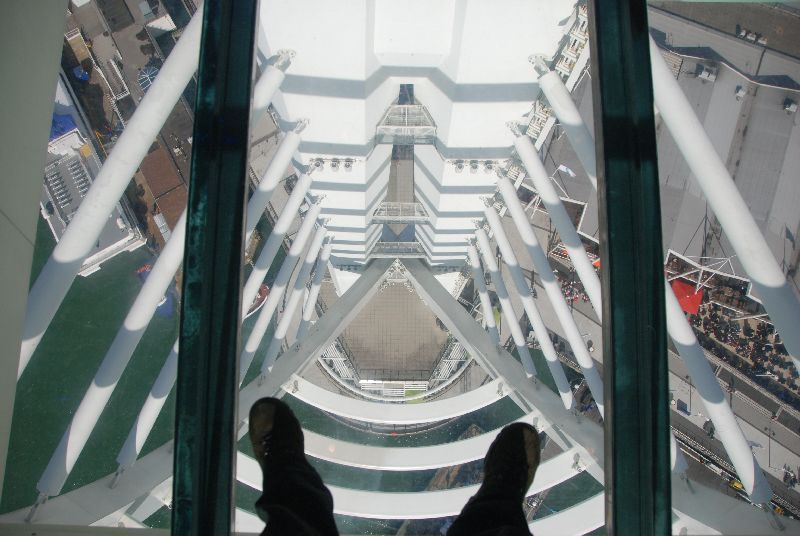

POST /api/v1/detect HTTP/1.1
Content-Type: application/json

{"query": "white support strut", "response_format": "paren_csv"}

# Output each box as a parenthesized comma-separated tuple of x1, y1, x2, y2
(237, 259, 394, 427)
(261, 226, 329, 372)
(511, 136, 763, 499)
(483, 202, 576, 411)
(240, 204, 322, 381)
(294, 242, 333, 342)
(245, 124, 305, 242)
(465, 245, 501, 346)
(536, 68, 598, 190)
(18, 6, 204, 377)
(33, 41, 293, 498)
(665, 280, 772, 504)
(241, 173, 313, 317)
(250, 50, 294, 122)
(116, 340, 179, 471)
(495, 176, 608, 414)
(35, 210, 186, 497)
(472, 230, 537, 378)
(513, 133, 603, 320)
(649, 37, 800, 371)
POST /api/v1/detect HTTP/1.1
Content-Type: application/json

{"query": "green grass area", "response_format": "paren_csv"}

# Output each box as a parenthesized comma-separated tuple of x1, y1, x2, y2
(2, 217, 179, 514)
(403, 389, 426, 403)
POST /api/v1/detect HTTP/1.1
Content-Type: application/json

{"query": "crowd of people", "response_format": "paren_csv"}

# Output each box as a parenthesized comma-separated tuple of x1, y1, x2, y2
(548, 257, 800, 413)
(688, 302, 800, 411)
(554, 272, 590, 305)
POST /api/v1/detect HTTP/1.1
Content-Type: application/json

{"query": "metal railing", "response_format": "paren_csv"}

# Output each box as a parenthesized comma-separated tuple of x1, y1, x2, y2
(369, 241, 426, 258)
(376, 104, 436, 144)
(370, 201, 429, 223)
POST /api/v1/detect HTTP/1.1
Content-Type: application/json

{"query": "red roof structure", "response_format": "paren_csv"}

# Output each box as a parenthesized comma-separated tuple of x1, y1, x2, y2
(671, 279, 704, 315)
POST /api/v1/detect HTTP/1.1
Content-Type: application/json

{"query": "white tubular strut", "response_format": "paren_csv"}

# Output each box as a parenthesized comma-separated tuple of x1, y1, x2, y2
(536, 67, 598, 190)
(472, 230, 537, 378)
(36, 211, 187, 497)
(251, 50, 294, 122)
(496, 176, 608, 413)
(513, 133, 602, 320)
(506, 143, 745, 498)
(483, 203, 575, 411)
(116, 340, 179, 471)
(245, 123, 306, 242)
(241, 173, 313, 317)
(466, 245, 501, 346)
(262, 226, 329, 372)
(650, 37, 800, 370)
(527, 61, 737, 477)
(295, 242, 333, 342)
(665, 280, 772, 503)
(670, 433, 688, 475)
(240, 204, 322, 381)
(53, 111, 294, 488)
(18, 6, 204, 377)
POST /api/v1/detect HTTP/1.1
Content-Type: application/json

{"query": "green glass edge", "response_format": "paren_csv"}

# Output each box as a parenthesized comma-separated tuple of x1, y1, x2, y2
(172, 0, 258, 534)
(587, 0, 672, 533)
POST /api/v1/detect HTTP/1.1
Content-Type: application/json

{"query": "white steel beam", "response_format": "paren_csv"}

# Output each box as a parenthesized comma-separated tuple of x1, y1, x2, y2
(535, 65, 598, 190)
(241, 206, 322, 381)
(465, 244, 501, 345)
(300, 424, 568, 470)
(508, 144, 757, 498)
(483, 202, 576, 411)
(237, 258, 393, 426)
(35, 60, 293, 492)
(473, 230, 537, 378)
(18, 6, 205, 377)
(665, 280, 772, 504)
(245, 122, 306, 242)
(294, 241, 333, 342)
(514, 78, 761, 494)
(495, 178, 608, 414)
(650, 37, 800, 371)
(251, 50, 293, 122)
(261, 227, 329, 372)
(115, 340, 178, 473)
(240, 174, 314, 318)
(236, 448, 585, 508)
(513, 133, 603, 320)
(402, 259, 606, 472)
(35, 210, 186, 497)
(232, 492, 605, 533)
(111, 191, 304, 480)
(284, 374, 505, 425)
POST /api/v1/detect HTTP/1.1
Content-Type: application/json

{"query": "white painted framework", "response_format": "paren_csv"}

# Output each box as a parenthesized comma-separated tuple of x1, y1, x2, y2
(7, 1, 800, 534)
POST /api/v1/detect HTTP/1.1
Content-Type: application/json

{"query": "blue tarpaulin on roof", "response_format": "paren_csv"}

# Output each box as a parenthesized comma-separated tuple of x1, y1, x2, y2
(72, 65, 90, 81)
(50, 113, 78, 141)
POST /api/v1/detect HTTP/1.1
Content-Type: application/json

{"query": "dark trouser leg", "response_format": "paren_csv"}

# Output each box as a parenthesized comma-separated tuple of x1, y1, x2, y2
(250, 397, 339, 536)
(446, 488, 532, 536)
(255, 450, 338, 536)
(448, 423, 536, 536)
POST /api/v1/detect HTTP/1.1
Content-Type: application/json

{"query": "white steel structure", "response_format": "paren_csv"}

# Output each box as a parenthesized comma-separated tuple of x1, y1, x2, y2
(4, 1, 800, 535)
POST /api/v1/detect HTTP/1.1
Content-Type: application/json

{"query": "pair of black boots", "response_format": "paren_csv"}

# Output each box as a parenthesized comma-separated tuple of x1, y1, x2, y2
(249, 398, 539, 536)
